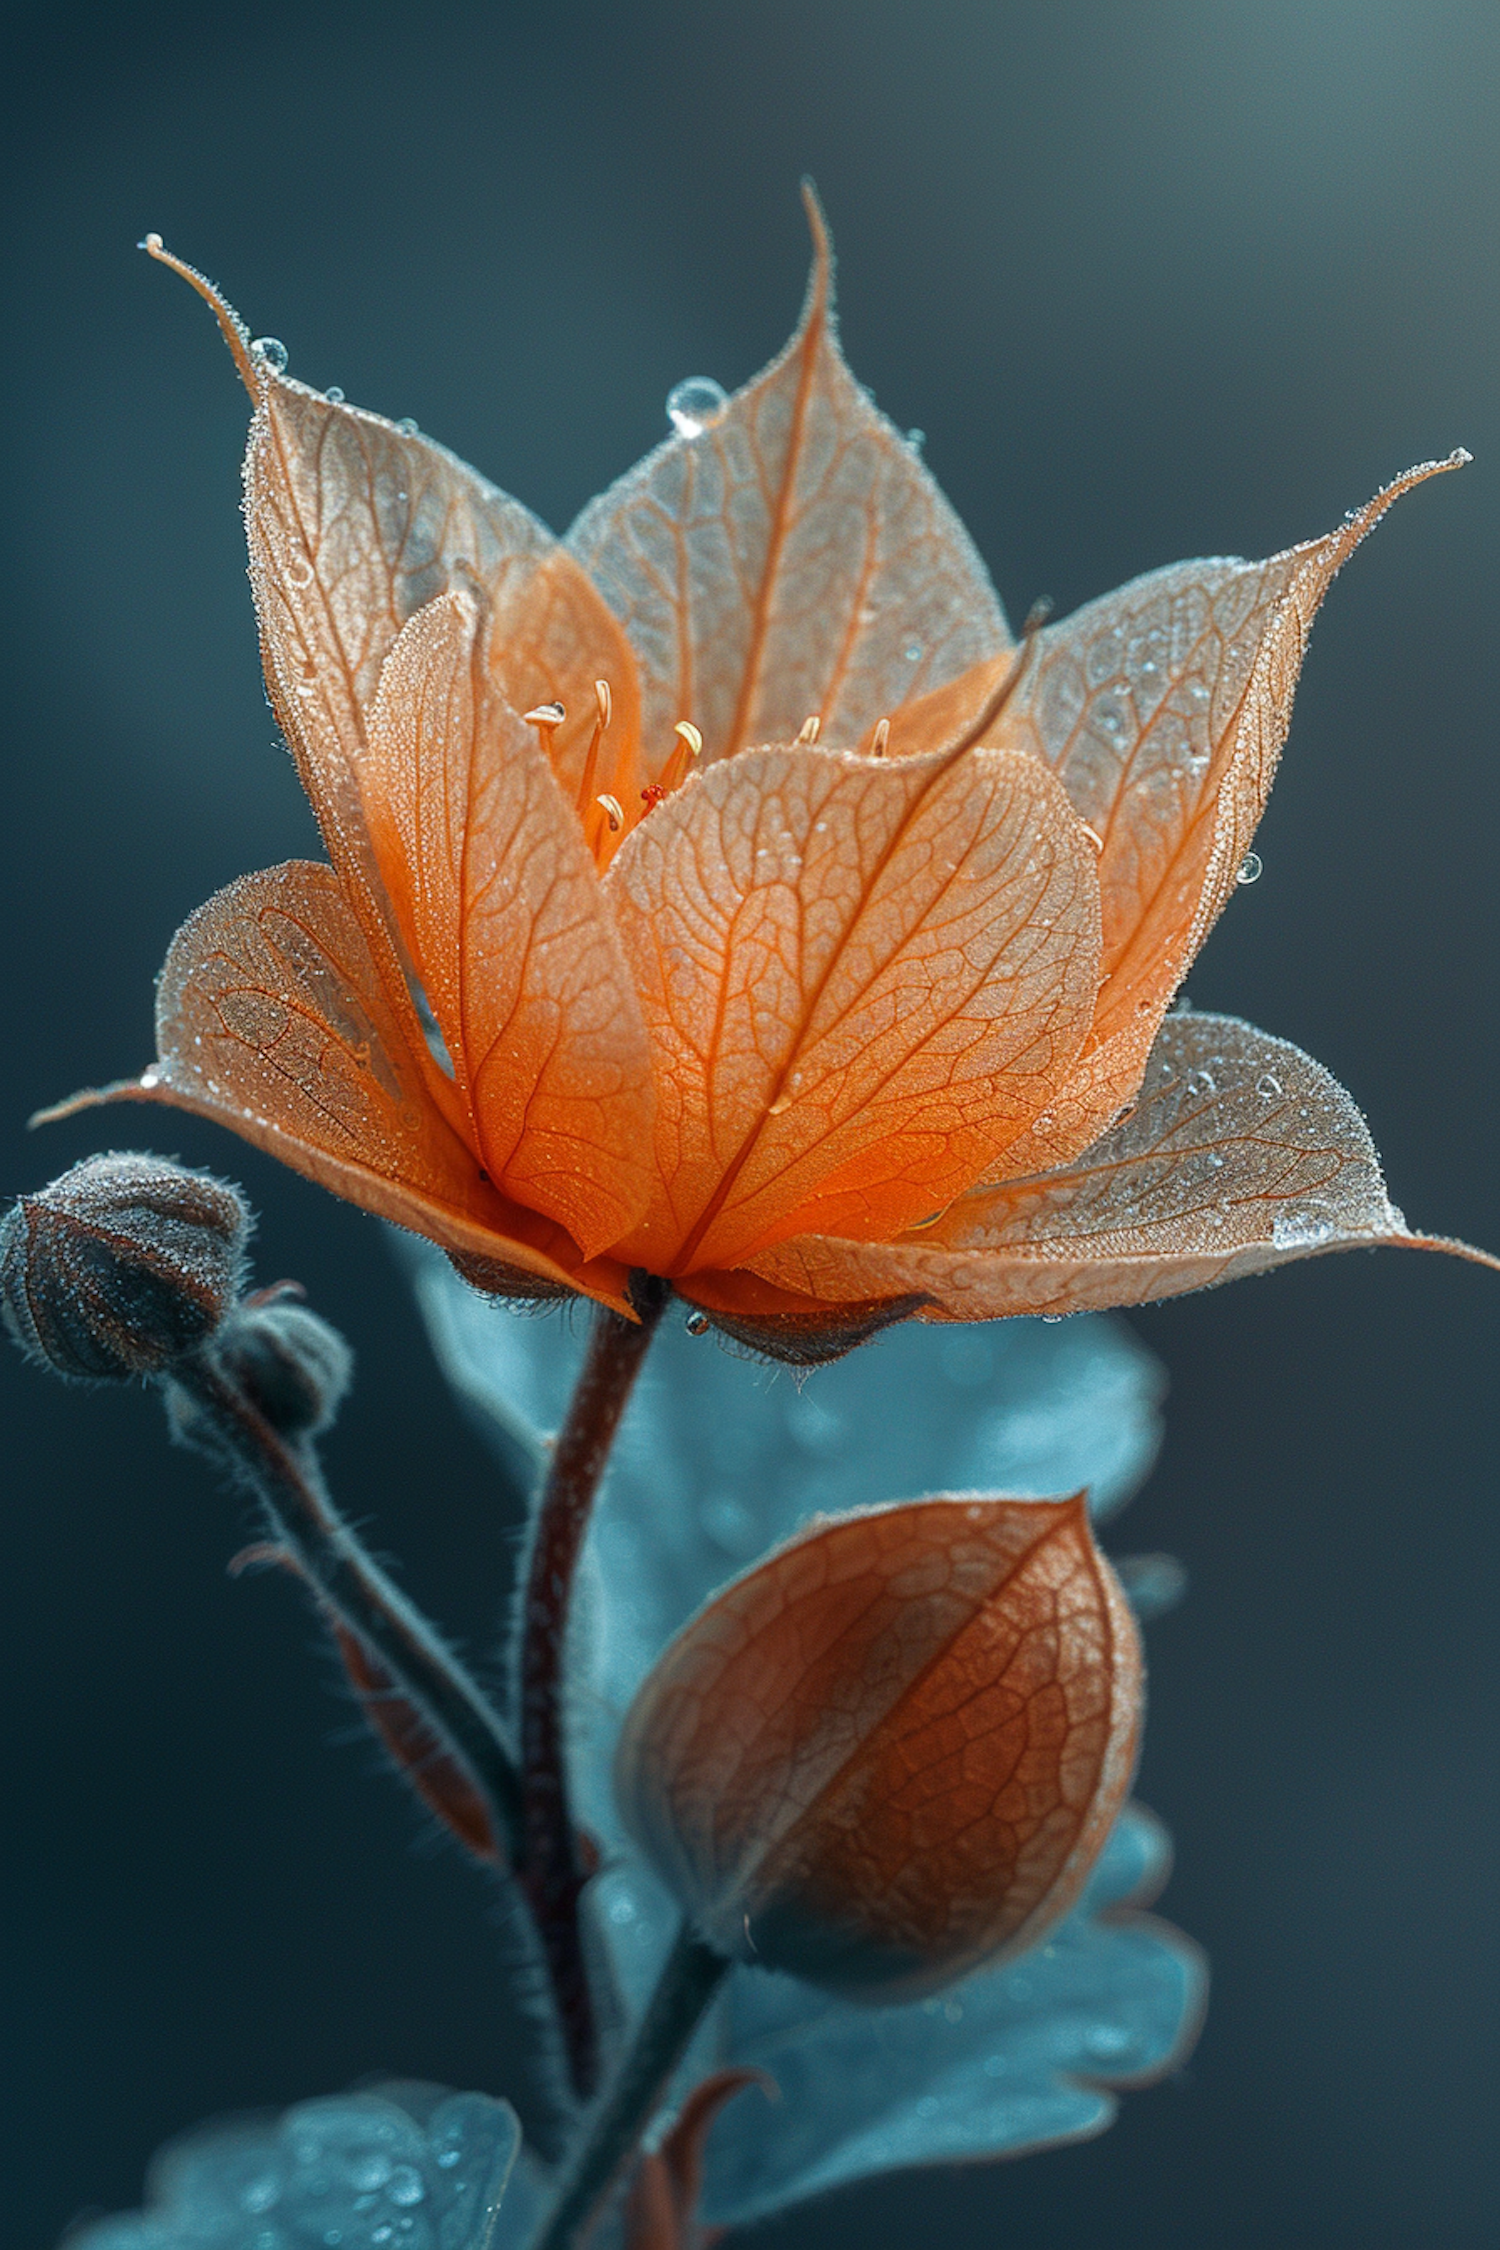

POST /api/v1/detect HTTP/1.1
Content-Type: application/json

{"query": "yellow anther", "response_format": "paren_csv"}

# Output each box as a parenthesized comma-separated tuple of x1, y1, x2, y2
(796, 715, 822, 744)
(657, 720, 704, 797)
(870, 718, 891, 758)
(594, 678, 612, 731)
(523, 701, 566, 730)
(1080, 822, 1105, 853)
(596, 793, 625, 833)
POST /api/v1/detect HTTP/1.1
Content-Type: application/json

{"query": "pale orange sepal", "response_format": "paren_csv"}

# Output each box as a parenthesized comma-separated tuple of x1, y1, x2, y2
(745, 1012, 1494, 1319)
(605, 741, 1101, 1274)
(568, 187, 1012, 766)
(37, 861, 633, 1314)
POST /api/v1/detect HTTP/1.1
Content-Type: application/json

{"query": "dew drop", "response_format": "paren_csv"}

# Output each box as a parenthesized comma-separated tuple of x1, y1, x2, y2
(1256, 1072, 1283, 1099)
(666, 377, 728, 438)
(250, 337, 288, 374)
(397, 416, 419, 436)
(323, 385, 345, 404)
(387, 2167, 424, 2207)
(903, 641, 922, 664)
(906, 427, 926, 453)
(684, 1311, 710, 1336)
(434, 2149, 461, 2169)
(1236, 850, 1263, 885)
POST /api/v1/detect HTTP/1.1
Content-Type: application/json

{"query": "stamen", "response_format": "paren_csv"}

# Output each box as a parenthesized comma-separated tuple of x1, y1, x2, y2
(870, 718, 891, 758)
(524, 700, 566, 737)
(1080, 822, 1104, 853)
(796, 715, 822, 744)
(656, 720, 703, 797)
(596, 794, 624, 833)
(574, 678, 612, 817)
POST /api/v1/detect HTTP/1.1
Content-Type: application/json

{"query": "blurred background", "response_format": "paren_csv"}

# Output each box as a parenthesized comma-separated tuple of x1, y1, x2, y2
(2, 2, 1496, 2243)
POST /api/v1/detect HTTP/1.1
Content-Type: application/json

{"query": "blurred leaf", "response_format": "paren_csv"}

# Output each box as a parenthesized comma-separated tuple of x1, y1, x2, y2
(68, 2083, 519, 2250)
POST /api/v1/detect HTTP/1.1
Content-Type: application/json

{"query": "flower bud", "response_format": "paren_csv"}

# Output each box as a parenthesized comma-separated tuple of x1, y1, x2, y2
(0, 1153, 250, 1383)
(214, 1291, 353, 1438)
(615, 1494, 1141, 2002)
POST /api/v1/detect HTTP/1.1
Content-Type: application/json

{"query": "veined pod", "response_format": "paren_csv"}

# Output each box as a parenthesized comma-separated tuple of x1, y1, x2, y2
(615, 1494, 1141, 2001)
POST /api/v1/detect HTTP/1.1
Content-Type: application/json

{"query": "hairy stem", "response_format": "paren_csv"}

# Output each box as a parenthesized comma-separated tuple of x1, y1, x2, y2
(174, 1353, 524, 1862)
(533, 1924, 730, 2250)
(518, 1274, 671, 2102)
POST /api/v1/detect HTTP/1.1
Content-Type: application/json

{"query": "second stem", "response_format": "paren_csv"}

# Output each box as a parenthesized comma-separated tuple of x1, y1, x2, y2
(518, 1274, 670, 2102)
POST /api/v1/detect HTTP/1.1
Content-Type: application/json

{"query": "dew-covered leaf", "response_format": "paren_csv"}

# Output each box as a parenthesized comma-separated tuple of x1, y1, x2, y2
(744, 1011, 1486, 1318)
(68, 2082, 520, 2250)
(605, 744, 1100, 1271)
(366, 593, 654, 1256)
(696, 1802, 1204, 2223)
(402, 1241, 1164, 1847)
(567, 194, 1010, 765)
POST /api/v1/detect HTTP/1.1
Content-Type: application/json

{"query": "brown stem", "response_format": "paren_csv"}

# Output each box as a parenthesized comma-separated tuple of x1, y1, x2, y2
(518, 1273, 671, 2102)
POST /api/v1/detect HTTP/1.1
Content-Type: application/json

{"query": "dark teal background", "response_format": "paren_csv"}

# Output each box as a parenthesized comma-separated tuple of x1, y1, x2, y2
(2, 2, 1496, 2243)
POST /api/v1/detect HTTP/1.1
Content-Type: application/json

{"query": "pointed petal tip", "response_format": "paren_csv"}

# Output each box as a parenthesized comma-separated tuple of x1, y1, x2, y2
(28, 1076, 150, 1129)
(1333, 447, 1473, 569)
(797, 177, 833, 321)
(1393, 1228, 1500, 1277)
(139, 234, 258, 397)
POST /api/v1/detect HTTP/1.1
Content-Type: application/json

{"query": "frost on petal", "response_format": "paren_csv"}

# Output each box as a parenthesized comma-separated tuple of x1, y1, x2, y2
(366, 592, 655, 1256)
(605, 744, 1100, 1272)
(567, 192, 1011, 765)
(68, 2082, 520, 2249)
(749, 1012, 1426, 1318)
(969, 458, 1466, 1174)
(82, 862, 626, 1303)
(696, 1803, 1204, 2225)
(245, 365, 555, 926)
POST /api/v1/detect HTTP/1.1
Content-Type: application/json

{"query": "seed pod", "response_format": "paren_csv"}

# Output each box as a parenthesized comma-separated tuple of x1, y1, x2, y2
(615, 1494, 1141, 2002)
(214, 1292, 353, 1438)
(0, 1153, 249, 1383)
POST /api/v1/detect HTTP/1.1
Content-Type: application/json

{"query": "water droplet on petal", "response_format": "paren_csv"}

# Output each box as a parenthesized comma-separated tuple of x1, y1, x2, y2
(1256, 1072, 1283, 1099)
(903, 641, 923, 663)
(666, 377, 728, 438)
(323, 385, 345, 404)
(250, 337, 288, 374)
(1236, 850, 1263, 885)
(397, 416, 419, 436)
(387, 2167, 424, 2207)
(684, 1311, 710, 1336)
(906, 427, 926, 452)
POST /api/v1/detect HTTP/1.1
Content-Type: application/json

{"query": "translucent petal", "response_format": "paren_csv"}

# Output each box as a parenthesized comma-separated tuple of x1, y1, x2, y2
(69, 2083, 519, 2250)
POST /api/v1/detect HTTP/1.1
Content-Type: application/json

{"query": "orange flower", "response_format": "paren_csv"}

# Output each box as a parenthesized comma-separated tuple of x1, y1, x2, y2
(56, 199, 1493, 1353)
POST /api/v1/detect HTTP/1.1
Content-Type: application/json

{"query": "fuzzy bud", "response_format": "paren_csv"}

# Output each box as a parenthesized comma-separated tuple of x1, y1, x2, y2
(615, 1494, 1141, 2002)
(0, 1153, 250, 1383)
(213, 1292, 353, 1438)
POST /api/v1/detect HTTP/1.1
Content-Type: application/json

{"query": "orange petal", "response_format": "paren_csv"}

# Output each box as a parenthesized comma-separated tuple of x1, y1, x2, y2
(744, 1012, 1499, 1317)
(567, 189, 1011, 763)
(604, 743, 1101, 1274)
(980, 456, 1469, 1169)
(615, 1494, 1140, 1999)
(365, 591, 655, 1257)
(45, 861, 632, 1310)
